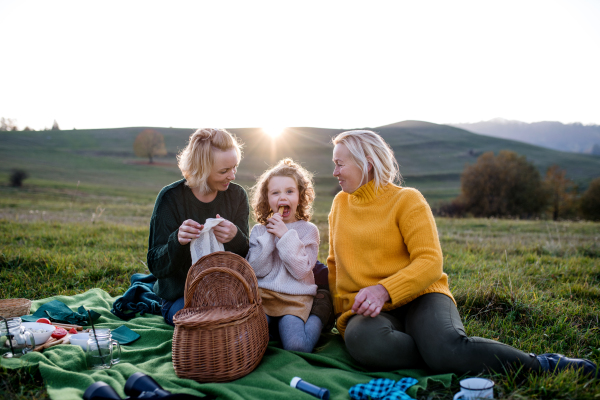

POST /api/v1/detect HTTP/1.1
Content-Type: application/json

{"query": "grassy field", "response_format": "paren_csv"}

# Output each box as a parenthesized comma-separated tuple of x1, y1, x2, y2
(2, 121, 600, 210)
(1, 175, 599, 399)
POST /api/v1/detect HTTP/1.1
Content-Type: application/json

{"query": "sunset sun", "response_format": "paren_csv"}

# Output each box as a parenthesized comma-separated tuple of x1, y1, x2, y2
(262, 127, 285, 138)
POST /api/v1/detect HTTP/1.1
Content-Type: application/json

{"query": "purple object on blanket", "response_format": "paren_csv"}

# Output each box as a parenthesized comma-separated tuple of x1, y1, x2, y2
(313, 260, 329, 288)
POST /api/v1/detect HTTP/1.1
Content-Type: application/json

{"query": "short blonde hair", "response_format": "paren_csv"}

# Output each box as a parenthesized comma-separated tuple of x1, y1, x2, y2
(177, 128, 243, 194)
(250, 158, 315, 225)
(332, 130, 401, 192)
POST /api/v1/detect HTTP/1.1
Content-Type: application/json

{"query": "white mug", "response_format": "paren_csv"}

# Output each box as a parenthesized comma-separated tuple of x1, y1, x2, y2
(453, 378, 494, 399)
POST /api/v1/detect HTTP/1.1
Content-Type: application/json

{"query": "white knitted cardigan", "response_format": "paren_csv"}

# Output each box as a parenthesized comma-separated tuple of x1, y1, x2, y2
(245, 220, 319, 296)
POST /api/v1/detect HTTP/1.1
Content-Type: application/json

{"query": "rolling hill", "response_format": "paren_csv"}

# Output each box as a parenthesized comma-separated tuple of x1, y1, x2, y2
(450, 118, 600, 155)
(2, 121, 599, 209)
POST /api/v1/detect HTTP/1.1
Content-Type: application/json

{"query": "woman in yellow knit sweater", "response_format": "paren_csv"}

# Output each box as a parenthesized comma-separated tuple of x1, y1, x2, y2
(327, 130, 596, 376)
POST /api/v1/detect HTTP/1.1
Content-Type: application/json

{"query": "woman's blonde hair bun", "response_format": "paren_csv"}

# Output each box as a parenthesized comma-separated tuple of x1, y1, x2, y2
(177, 128, 243, 194)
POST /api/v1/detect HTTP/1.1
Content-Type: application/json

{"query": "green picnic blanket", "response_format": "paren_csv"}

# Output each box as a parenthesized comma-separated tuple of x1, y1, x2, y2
(1, 289, 454, 399)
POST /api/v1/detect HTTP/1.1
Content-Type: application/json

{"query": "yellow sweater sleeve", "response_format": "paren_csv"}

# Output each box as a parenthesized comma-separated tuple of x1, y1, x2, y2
(379, 192, 444, 307)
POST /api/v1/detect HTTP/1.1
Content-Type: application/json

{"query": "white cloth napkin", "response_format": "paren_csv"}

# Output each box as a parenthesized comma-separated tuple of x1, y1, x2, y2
(190, 218, 225, 264)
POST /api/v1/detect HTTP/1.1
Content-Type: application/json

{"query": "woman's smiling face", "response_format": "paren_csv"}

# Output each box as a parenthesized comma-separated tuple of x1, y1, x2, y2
(332, 143, 365, 193)
(206, 148, 239, 193)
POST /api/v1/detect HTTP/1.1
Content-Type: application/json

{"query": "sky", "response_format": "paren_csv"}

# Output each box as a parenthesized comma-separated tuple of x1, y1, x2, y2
(1, 0, 599, 131)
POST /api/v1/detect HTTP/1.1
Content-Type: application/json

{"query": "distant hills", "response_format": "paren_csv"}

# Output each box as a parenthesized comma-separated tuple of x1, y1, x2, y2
(450, 118, 600, 155)
(2, 121, 600, 208)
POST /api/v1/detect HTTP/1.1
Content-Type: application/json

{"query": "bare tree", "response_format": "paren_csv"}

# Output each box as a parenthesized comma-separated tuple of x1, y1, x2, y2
(543, 165, 576, 220)
(52, 120, 60, 130)
(133, 129, 167, 164)
(0, 117, 17, 131)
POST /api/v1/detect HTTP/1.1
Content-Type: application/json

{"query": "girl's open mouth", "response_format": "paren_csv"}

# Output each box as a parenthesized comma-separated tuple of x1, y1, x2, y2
(278, 205, 291, 218)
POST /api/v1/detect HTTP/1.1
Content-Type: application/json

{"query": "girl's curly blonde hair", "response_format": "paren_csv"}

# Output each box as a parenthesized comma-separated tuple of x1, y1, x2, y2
(250, 158, 315, 225)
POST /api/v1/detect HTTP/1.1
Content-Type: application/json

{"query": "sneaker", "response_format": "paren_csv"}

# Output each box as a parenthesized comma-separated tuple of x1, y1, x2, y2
(537, 353, 597, 377)
(311, 289, 335, 332)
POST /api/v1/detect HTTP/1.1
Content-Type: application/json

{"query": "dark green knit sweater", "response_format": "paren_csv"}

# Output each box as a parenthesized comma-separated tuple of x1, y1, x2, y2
(147, 179, 250, 300)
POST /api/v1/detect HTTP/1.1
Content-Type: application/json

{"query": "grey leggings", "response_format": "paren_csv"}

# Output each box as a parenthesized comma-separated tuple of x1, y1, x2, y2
(267, 314, 323, 353)
(345, 293, 541, 375)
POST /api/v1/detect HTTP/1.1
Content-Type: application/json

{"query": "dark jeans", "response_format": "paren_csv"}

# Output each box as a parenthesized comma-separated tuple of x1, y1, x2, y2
(344, 293, 541, 375)
(161, 297, 185, 327)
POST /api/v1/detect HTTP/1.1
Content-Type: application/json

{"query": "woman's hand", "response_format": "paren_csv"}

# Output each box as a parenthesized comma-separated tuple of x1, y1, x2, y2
(213, 214, 238, 244)
(352, 284, 390, 318)
(178, 219, 203, 245)
(266, 212, 288, 238)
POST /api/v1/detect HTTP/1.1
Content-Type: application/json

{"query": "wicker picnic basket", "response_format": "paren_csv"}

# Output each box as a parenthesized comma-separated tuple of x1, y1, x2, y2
(0, 298, 31, 318)
(172, 251, 269, 382)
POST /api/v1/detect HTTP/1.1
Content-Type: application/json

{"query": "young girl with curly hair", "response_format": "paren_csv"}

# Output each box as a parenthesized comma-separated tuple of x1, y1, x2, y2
(246, 158, 329, 353)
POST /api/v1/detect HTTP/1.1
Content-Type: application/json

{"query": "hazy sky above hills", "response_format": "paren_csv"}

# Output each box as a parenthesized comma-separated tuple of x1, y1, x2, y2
(1, 0, 599, 131)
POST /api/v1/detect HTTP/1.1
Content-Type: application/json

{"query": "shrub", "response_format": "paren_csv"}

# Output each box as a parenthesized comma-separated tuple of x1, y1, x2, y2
(435, 197, 467, 217)
(459, 150, 546, 218)
(580, 177, 600, 221)
(9, 169, 29, 187)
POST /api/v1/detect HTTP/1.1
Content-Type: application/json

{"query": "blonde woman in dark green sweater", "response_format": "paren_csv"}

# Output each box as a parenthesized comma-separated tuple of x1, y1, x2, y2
(147, 128, 333, 328)
(147, 128, 250, 326)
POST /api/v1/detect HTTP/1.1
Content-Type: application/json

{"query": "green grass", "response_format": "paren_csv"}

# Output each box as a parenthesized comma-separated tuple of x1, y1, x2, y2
(0, 220, 146, 300)
(438, 219, 600, 361)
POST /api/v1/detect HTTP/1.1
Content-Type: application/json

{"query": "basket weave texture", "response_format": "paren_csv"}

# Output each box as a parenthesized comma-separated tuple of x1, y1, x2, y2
(172, 251, 269, 382)
(0, 298, 32, 318)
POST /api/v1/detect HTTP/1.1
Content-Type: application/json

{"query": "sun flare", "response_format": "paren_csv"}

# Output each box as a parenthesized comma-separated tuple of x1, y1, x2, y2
(262, 127, 285, 138)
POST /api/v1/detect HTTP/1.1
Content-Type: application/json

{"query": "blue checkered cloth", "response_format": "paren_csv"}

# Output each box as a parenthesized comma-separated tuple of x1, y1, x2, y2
(349, 377, 418, 400)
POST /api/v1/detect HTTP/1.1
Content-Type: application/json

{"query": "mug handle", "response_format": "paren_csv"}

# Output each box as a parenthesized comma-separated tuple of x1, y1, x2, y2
(454, 390, 465, 400)
(111, 340, 121, 365)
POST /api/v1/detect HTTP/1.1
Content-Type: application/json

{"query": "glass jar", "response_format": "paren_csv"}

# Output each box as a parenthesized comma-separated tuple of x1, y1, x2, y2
(86, 329, 121, 370)
(1, 317, 35, 358)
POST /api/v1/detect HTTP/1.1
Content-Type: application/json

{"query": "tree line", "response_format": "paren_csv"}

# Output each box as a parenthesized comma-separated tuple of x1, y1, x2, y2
(7, 126, 600, 221)
(437, 150, 600, 221)
(0, 117, 60, 131)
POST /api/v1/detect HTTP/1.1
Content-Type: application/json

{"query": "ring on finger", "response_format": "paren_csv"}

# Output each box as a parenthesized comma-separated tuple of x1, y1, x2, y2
(366, 300, 371, 305)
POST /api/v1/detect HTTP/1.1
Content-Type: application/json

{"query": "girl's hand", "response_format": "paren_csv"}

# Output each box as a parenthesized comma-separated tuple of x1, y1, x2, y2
(352, 284, 390, 318)
(213, 214, 238, 244)
(178, 219, 203, 245)
(266, 213, 288, 238)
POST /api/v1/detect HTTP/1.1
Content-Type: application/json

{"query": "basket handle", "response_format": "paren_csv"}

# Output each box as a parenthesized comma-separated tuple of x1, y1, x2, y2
(184, 266, 255, 309)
